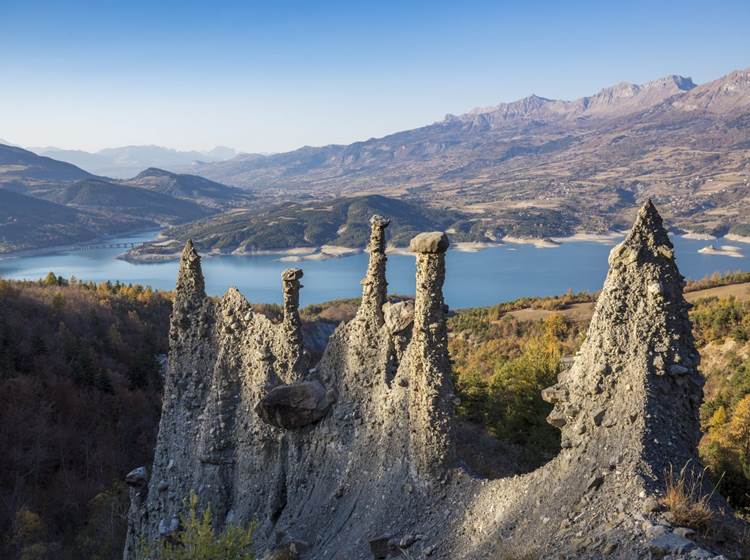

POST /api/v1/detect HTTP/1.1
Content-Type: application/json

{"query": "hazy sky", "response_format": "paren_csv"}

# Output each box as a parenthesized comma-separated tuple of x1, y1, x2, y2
(1, 0, 748, 153)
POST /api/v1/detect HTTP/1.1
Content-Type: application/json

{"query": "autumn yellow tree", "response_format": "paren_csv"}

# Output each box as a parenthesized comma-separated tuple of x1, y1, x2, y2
(727, 395, 750, 476)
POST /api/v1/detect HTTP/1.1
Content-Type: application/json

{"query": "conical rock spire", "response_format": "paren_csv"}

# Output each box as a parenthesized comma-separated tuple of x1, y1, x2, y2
(545, 199, 702, 476)
(608, 198, 675, 268)
(170, 239, 207, 340)
(175, 239, 205, 302)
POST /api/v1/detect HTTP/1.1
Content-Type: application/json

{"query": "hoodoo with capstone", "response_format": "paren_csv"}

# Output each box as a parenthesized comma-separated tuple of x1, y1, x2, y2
(125, 202, 739, 559)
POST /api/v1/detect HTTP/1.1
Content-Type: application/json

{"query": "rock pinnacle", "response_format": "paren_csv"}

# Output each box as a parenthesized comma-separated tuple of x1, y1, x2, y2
(175, 239, 205, 302)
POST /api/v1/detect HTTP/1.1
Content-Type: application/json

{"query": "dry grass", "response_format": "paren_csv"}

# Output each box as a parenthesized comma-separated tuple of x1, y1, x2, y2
(661, 463, 721, 530)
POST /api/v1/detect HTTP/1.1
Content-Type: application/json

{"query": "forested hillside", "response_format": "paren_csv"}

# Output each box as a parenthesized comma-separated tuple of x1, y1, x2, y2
(0, 190, 153, 253)
(0, 277, 172, 559)
(122, 195, 468, 262)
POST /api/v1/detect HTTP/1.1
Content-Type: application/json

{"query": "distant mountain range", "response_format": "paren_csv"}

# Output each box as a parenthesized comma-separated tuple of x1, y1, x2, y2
(191, 68, 750, 236)
(30, 144, 238, 178)
(0, 144, 253, 253)
(3, 67, 749, 255)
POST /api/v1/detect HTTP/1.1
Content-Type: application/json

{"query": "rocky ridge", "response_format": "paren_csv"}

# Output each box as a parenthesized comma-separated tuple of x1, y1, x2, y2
(125, 202, 743, 559)
(462, 74, 697, 121)
(190, 67, 750, 237)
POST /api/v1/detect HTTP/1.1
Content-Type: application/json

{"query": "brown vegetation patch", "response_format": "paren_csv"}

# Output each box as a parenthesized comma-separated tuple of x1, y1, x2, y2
(661, 464, 717, 530)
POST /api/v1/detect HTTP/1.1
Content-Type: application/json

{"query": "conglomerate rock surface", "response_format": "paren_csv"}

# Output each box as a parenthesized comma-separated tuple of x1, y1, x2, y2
(125, 203, 738, 559)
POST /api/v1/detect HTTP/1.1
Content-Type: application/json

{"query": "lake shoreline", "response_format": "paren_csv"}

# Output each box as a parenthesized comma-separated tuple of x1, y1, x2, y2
(726, 233, 750, 244)
(118, 231, 630, 264)
(698, 245, 745, 258)
(8, 226, 750, 267)
(0, 227, 162, 262)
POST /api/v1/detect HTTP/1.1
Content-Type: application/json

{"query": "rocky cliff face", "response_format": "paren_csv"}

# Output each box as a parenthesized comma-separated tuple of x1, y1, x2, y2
(125, 202, 737, 559)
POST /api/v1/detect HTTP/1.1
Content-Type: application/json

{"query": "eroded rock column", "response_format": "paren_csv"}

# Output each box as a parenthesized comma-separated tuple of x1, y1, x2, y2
(176, 239, 205, 298)
(282, 268, 303, 329)
(171, 239, 206, 332)
(407, 231, 454, 479)
(169, 238, 211, 363)
(281, 268, 305, 379)
(126, 239, 213, 559)
(356, 215, 390, 326)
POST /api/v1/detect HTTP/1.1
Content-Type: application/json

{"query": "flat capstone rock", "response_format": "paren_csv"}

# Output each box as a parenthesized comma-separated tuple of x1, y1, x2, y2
(409, 231, 450, 254)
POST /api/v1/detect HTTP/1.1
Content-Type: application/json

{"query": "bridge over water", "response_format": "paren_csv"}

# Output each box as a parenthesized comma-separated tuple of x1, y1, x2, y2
(74, 242, 146, 251)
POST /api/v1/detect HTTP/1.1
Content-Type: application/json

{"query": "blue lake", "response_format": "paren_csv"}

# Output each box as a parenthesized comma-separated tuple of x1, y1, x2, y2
(1, 231, 749, 309)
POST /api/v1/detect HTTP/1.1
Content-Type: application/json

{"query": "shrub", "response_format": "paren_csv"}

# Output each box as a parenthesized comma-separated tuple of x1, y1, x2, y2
(154, 494, 255, 560)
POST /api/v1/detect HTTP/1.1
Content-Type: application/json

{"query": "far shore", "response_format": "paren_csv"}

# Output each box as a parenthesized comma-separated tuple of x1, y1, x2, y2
(725, 233, 750, 244)
(452, 241, 504, 252)
(279, 245, 361, 262)
(502, 236, 560, 248)
(698, 245, 744, 258)
(681, 231, 717, 241)
(554, 232, 628, 244)
(0, 228, 161, 261)
(119, 233, 602, 263)
(12, 227, 750, 265)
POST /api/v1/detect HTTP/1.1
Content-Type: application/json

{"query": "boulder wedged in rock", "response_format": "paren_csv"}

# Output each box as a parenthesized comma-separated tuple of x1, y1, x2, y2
(125, 203, 744, 560)
(382, 300, 414, 334)
(125, 466, 147, 490)
(255, 380, 336, 429)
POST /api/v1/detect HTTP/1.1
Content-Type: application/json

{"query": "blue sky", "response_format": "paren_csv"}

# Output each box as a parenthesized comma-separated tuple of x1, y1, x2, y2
(0, 0, 748, 153)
